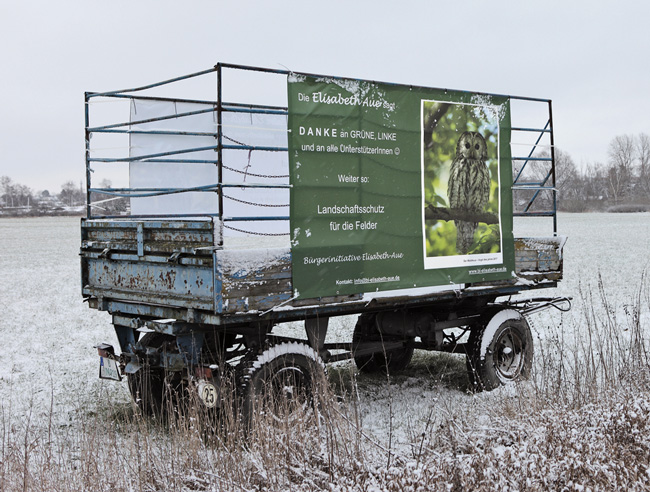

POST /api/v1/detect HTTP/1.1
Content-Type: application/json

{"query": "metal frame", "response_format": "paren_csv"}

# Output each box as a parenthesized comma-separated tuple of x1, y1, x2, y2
(85, 62, 558, 234)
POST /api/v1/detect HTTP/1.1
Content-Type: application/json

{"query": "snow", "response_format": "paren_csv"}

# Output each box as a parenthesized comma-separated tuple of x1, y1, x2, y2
(478, 309, 523, 362)
(218, 245, 289, 277)
(1, 212, 649, 490)
(247, 341, 325, 375)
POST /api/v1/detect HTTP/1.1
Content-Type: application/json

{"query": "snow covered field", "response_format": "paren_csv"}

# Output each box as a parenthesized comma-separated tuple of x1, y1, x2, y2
(1, 213, 649, 490)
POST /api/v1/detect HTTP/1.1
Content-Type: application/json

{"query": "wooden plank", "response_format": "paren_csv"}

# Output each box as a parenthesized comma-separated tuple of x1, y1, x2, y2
(223, 278, 292, 298)
(514, 236, 563, 281)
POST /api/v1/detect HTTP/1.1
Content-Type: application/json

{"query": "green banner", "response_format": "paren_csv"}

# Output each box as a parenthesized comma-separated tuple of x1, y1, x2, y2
(288, 74, 514, 299)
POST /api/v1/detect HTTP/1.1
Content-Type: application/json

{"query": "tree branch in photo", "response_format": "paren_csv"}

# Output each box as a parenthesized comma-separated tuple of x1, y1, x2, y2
(423, 103, 451, 150)
(425, 205, 499, 224)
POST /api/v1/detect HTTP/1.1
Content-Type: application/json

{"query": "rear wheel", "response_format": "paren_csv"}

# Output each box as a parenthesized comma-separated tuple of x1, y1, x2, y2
(466, 309, 533, 391)
(237, 342, 327, 426)
(352, 314, 414, 373)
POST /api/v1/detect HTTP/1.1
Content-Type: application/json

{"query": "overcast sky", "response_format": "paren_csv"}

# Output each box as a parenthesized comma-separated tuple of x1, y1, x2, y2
(1, 0, 648, 193)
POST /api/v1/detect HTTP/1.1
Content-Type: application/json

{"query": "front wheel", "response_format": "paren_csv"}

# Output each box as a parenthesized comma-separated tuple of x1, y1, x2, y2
(467, 310, 533, 391)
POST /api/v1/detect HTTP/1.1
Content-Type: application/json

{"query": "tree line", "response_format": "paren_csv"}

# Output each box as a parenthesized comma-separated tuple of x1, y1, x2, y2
(512, 133, 649, 213)
(1, 177, 130, 216)
(0, 177, 85, 215)
(3, 133, 649, 216)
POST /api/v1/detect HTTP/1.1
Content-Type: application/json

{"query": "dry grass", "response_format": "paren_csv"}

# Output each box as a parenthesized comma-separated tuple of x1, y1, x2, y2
(2, 275, 649, 491)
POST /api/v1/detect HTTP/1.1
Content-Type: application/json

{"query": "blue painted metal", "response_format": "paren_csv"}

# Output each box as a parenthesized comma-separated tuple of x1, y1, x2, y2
(88, 66, 218, 99)
(88, 145, 220, 163)
(129, 159, 220, 164)
(510, 127, 551, 133)
(512, 120, 552, 183)
(114, 325, 137, 353)
(223, 216, 289, 221)
(216, 64, 224, 231)
(511, 116, 557, 231)
(222, 107, 288, 116)
(222, 144, 288, 152)
(93, 129, 218, 137)
(512, 156, 553, 161)
(548, 100, 558, 232)
(136, 222, 144, 257)
(88, 107, 217, 133)
(176, 332, 205, 366)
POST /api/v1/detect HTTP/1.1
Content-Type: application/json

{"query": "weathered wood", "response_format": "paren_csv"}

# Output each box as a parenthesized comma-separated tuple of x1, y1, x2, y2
(223, 278, 292, 298)
(514, 237, 563, 280)
(292, 294, 363, 306)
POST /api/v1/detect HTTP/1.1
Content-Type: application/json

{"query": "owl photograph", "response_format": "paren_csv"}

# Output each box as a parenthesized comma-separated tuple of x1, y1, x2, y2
(448, 131, 490, 254)
(421, 100, 502, 264)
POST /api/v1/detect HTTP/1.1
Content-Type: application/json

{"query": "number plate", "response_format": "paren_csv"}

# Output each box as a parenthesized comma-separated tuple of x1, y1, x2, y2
(198, 380, 218, 408)
(99, 356, 122, 381)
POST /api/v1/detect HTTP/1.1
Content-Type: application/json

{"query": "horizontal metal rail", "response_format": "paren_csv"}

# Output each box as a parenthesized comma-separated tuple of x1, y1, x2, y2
(132, 158, 220, 164)
(222, 144, 288, 152)
(222, 106, 288, 116)
(511, 127, 552, 133)
(91, 182, 290, 196)
(223, 216, 289, 221)
(513, 211, 556, 217)
(88, 107, 217, 132)
(91, 129, 218, 137)
(87, 67, 218, 98)
(89, 145, 219, 163)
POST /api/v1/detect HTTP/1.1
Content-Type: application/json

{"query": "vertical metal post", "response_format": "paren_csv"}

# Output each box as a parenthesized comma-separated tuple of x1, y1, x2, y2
(548, 100, 557, 234)
(216, 64, 224, 246)
(85, 92, 92, 218)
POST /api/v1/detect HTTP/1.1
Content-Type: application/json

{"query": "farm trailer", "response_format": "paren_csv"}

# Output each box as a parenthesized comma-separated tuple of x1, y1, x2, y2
(82, 63, 570, 418)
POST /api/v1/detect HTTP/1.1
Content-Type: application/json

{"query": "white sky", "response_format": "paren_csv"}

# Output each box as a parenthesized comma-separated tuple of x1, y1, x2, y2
(1, 0, 648, 193)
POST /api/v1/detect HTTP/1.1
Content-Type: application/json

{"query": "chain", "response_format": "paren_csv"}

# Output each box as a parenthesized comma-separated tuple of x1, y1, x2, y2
(222, 164, 289, 179)
(221, 134, 289, 179)
(223, 134, 247, 146)
(222, 224, 290, 236)
(222, 194, 288, 208)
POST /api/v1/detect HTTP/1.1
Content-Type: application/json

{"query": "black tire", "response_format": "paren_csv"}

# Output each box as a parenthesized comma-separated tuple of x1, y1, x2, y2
(352, 314, 414, 373)
(237, 342, 327, 426)
(126, 332, 184, 416)
(466, 309, 533, 391)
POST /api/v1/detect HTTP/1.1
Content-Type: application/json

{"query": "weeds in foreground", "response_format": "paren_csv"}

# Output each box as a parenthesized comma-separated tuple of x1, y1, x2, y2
(1, 276, 649, 491)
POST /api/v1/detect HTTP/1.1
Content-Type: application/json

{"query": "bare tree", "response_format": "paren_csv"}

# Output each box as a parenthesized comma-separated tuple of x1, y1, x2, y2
(607, 135, 636, 201)
(637, 133, 650, 195)
(514, 148, 581, 211)
(582, 162, 608, 201)
(1, 176, 13, 207)
(59, 180, 84, 207)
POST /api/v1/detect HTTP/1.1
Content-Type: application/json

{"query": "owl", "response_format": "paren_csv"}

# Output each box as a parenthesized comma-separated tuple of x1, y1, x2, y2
(447, 131, 490, 254)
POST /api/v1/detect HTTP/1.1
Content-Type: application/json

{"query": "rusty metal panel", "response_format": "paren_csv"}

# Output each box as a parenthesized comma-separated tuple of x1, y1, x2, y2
(86, 258, 214, 306)
(81, 218, 217, 312)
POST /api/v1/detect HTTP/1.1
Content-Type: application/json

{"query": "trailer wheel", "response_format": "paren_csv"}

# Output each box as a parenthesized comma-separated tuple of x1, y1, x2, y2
(237, 342, 327, 426)
(467, 309, 533, 391)
(127, 332, 184, 416)
(352, 314, 414, 373)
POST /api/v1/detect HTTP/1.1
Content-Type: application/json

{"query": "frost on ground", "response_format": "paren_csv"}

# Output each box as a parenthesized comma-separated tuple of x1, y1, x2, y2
(1, 214, 649, 491)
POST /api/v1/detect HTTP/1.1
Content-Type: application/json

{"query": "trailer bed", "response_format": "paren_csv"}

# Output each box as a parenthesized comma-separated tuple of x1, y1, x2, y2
(81, 218, 563, 324)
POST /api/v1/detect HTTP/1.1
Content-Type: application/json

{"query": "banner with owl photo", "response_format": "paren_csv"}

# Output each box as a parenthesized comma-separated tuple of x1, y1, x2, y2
(288, 74, 514, 299)
(421, 99, 510, 269)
